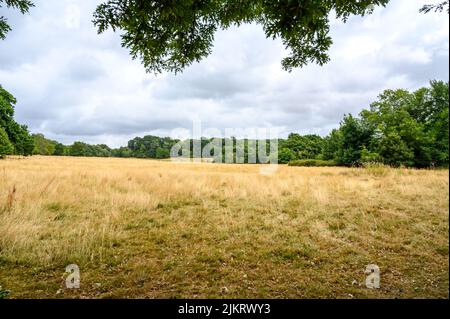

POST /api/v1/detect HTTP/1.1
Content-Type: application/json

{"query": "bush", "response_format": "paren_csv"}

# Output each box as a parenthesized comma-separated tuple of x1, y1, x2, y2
(288, 159, 337, 167)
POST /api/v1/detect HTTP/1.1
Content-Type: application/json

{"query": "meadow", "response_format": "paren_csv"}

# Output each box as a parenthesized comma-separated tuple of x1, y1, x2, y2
(0, 156, 448, 298)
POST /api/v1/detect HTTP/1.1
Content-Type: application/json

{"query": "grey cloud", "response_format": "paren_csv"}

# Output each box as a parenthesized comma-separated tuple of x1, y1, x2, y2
(63, 56, 105, 82)
(48, 118, 183, 137)
(386, 52, 449, 86)
(154, 71, 264, 100)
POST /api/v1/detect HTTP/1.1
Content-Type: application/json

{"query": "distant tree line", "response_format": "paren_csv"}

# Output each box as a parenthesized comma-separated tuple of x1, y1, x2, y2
(2, 81, 449, 168)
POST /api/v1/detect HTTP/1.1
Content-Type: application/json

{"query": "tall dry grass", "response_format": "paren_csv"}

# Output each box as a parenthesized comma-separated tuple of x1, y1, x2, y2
(0, 156, 448, 298)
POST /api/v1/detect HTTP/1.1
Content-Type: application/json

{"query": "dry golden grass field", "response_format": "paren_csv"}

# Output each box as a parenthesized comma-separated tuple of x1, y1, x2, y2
(0, 156, 448, 299)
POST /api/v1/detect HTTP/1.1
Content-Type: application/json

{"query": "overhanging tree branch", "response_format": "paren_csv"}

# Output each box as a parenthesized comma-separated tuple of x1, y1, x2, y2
(0, 0, 34, 40)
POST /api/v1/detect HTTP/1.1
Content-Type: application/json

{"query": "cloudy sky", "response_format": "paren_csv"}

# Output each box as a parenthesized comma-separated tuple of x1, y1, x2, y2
(0, 0, 448, 147)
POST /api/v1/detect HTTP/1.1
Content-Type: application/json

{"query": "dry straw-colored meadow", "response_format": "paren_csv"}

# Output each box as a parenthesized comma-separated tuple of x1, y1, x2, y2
(0, 156, 448, 298)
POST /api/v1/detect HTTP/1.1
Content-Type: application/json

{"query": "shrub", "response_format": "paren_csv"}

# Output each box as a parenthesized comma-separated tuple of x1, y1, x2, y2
(288, 159, 337, 167)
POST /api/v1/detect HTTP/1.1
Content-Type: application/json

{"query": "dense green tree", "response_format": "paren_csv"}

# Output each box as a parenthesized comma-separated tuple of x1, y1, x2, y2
(0, 85, 34, 156)
(128, 135, 179, 158)
(93, 0, 389, 74)
(360, 82, 449, 167)
(360, 146, 381, 163)
(0, 126, 13, 158)
(69, 142, 86, 157)
(0, 0, 34, 40)
(319, 81, 448, 167)
(53, 143, 66, 156)
(111, 146, 132, 158)
(32, 133, 57, 155)
(360, 90, 422, 166)
(337, 114, 373, 165)
(281, 133, 324, 160)
(155, 147, 170, 159)
(322, 129, 342, 161)
(7, 122, 34, 156)
(0, 85, 15, 128)
(68, 142, 112, 157)
(298, 135, 324, 159)
(377, 131, 415, 167)
(414, 81, 449, 166)
(278, 148, 298, 164)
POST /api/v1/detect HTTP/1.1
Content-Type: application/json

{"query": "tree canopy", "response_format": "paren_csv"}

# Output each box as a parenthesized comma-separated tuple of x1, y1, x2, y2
(320, 80, 449, 167)
(0, 0, 34, 40)
(0, 126, 13, 158)
(0, 85, 34, 157)
(93, 0, 390, 74)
